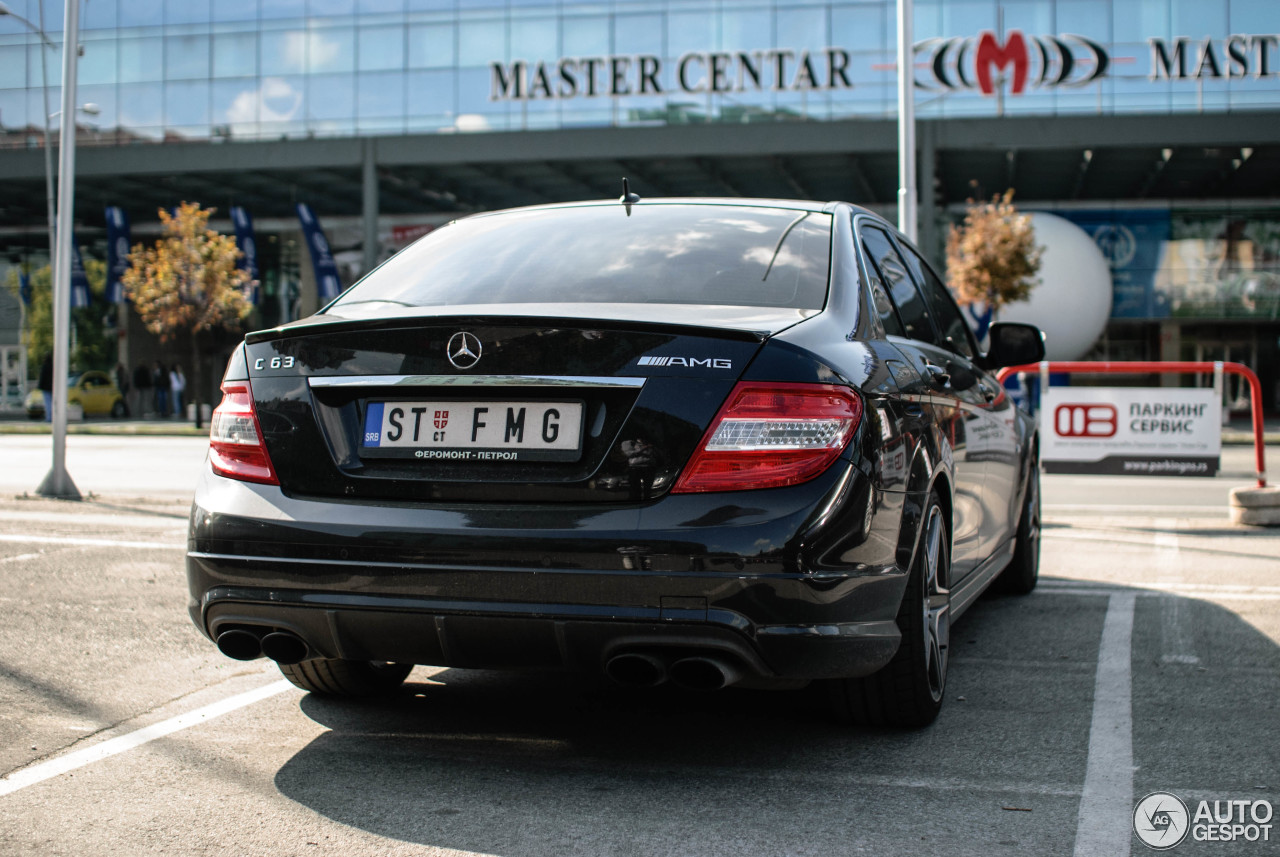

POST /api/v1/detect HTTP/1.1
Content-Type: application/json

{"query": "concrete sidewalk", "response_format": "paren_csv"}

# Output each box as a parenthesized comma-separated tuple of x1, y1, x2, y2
(0, 413, 207, 437)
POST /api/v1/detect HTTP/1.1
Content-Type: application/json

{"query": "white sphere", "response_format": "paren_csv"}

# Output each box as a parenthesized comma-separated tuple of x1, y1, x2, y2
(997, 212, 1112, 361)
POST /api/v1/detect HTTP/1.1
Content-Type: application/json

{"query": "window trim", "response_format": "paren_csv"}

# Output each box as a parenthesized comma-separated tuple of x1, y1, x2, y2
(856, 218, 943, 347)
(889, 232, 982, 360)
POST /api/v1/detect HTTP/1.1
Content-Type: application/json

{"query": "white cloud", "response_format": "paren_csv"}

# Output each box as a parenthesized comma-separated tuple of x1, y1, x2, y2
(225, 77, 303, 134)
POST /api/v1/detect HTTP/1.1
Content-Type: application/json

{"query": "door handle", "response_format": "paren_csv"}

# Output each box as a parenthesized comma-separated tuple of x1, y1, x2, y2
(924, 362, 951, 388)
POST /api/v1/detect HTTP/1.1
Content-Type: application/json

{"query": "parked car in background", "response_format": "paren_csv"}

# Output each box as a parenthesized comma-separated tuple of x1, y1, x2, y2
(187, 197, 1045, 728)
(25, 370, 128, 419)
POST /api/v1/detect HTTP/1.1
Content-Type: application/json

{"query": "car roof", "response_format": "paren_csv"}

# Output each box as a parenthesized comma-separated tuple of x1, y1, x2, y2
(457, 196, 851, 222)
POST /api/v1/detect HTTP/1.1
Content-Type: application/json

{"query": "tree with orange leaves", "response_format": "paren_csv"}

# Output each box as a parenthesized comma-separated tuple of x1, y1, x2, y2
(122, 202, 253, 428)
(945, 190, 1043, 325)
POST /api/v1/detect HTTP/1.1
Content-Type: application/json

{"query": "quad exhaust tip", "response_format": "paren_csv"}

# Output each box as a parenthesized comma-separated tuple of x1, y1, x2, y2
(215, 628, 263, 661)
(259, 631, 309, 665)
(604, 652, 668, 688)
(605, 652, 744, 691)
(668, 656, 742, 692)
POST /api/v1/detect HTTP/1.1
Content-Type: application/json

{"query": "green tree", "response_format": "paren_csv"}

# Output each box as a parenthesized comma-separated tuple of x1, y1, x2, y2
(5, 257, 115, 372)
(945, 190, 1044, 314)
(122, 202, 253, 428)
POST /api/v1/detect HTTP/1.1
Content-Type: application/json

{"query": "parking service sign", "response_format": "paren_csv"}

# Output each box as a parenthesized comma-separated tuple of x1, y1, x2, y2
(1041, 387, 1221, 476)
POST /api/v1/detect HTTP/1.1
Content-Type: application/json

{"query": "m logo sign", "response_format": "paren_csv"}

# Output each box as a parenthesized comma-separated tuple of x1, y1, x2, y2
(917, 30, 1109, 96)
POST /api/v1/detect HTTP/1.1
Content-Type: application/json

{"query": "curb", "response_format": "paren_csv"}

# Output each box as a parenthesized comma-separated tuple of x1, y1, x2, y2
(0, 422, 206, 437)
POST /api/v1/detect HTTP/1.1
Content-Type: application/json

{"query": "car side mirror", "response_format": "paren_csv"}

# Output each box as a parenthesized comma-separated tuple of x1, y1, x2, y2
(985, 322, 1045, 368)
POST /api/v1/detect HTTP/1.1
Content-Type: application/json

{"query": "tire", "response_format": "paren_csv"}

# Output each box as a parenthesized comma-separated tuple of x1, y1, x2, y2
(111, 399, 128, 419)
(278, 659, 413, 697)
(828, 492, 951, 728)
(995, 460, 1040, 595)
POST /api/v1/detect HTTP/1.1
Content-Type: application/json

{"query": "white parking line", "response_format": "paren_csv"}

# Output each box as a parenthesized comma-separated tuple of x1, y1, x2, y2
(0, 680, 294, 798)
(0, 534, 181, 550)
(1073, 592, 1136, 857)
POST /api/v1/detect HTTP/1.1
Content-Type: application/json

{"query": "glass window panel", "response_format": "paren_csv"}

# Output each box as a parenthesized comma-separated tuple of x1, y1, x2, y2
(1172, 0, 1224, 37)
(78, 83, 118, 129)
(28, 43, 62, 89)
(357, 0, 405, 12)
(862, 225, 937, 344)
(1231, 0, 1276, 33)
(562, 15, 607, 57)
(308, 27, 355, 73)
(119, 0, 163, 28)
(357, 70, 405, 117)
(165, 79, 211, 126)
(261, 0, 307, 19)
(1115, 0, 1169, 43)
(668, 12, 713, 59)
(408, 23, 454, 68)
(408, 0, 456, 9)
(117, 81, 164, 133)
(306, 72, 355, 120)
(358, 26, 404, 71)
(407, 68, 455, 117)
(0, 91, 27, 129)
(999, 0, 1051, 34)
(0, 46, 27, 89)
(82, 0, 119, 30)
(722, 9, 771, 53)
(311, 0, 356, 15)
(261, 30, 307, 75)
(776, 7, 825, 49)
(166, 35, 211, 80)
(213, 77, 259, 134)
(459, 19, 505, 66)
(831, 6, 884, 54)
(614, 14, 661, 56)
(119, 38, 165, 83)
(79, 40, 118, 85)
(165, 0, 209, 25)
(214, 32, 258, 78)
(899, 243, 975, 357)
(1057, 0, 1110, 38)
(512, 17, 557, 63)
(213, 0, 259, 23)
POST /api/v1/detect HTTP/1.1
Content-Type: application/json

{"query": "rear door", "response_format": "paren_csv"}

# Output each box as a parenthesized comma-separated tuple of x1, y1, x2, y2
(857, 223, 987, 584)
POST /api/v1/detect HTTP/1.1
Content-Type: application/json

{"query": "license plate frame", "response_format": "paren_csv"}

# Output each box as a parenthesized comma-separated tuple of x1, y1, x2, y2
(360, 399, 586, 462)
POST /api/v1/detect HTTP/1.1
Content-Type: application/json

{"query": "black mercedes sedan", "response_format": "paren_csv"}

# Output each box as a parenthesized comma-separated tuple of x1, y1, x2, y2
(187, 196, 1045, 728)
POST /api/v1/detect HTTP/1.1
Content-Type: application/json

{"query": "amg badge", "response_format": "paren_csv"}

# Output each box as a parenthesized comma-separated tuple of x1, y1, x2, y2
(638, 356, 733, 369)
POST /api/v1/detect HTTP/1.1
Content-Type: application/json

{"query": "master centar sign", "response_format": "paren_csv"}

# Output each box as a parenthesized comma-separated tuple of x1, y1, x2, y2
(1041, 387, 1221, 477)
(491, 49, 854, 100)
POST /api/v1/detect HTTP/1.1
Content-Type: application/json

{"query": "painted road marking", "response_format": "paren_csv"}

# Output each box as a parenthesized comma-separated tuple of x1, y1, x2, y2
(1073, 592, 1136, 857)
(1039, 582, 1280, 601)
(1154, 519, 1200, 666)
(0, 534, 181, 550)
(0, 680, 294, 798)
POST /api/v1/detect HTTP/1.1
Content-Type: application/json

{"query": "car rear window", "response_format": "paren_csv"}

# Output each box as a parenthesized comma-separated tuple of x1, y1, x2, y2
(328, 204, 832, 312)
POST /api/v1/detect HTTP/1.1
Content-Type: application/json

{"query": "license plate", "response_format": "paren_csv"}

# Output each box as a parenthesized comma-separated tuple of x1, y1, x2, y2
(361, 400, 584, 462)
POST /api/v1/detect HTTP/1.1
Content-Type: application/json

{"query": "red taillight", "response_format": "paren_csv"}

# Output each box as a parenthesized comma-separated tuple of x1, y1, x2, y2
(208, 381, 279, 485)
(671, 382, 863, 494)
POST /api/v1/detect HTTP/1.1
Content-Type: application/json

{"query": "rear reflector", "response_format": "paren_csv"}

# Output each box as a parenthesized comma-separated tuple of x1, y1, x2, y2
(672, 382, 862, 493)
(208, 381, 279, 485)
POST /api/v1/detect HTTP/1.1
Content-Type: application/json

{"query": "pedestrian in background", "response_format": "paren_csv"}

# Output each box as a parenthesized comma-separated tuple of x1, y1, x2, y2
(114, 363, 131, 417)
(38, 353, 53, 423)
(132, 363, 151, 417)
(170, 364, 186, 420)
(152, 360, 168, 418)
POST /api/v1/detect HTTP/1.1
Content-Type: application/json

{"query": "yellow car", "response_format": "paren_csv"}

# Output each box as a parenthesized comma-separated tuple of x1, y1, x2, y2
(25, 371, 128, 419)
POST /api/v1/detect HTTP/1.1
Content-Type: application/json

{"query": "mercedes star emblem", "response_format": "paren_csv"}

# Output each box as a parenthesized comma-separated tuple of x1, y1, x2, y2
(446, 331, 482, 369)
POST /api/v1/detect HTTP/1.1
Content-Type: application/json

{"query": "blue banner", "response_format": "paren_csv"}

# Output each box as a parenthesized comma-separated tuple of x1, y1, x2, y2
(70, 235, 91, 309)
(18, 271, 31, 305)
(1056, 209, 1172, 319)
(295, 203, 342, 302)
(104, 206, 130, 303)
(230, 206, 260, 304)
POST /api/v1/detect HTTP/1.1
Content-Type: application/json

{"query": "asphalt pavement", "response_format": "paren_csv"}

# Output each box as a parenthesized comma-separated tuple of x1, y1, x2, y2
(0, 436, 1276, 856)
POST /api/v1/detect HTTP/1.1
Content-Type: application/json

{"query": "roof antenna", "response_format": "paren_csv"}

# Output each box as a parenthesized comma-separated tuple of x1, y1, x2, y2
(620, 177, 641, 216)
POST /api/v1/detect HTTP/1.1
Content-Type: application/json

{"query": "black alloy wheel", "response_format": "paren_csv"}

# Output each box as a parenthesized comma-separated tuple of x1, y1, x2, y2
(278, 659, 413, 697)
(996, 459, 1041, 595)
(829, 491, 951, 728)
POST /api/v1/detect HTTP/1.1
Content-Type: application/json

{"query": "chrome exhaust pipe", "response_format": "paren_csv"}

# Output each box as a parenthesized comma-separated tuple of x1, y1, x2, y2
(604, 652, 668, 688)
(668, 656, 742, 692)
(259, 631, 309, 665)
(215, 628, 263, 661)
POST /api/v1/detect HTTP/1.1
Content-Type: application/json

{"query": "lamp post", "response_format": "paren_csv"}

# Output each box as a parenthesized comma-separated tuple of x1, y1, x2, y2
(897, 0, 918, 243)
(36, 0, 83, 500)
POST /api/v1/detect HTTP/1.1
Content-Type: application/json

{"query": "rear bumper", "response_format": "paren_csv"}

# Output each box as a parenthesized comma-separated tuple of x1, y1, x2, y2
(186, 464, 908, 681)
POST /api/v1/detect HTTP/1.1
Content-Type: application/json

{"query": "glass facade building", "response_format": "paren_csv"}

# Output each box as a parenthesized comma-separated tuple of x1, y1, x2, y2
(2, 0, 1278, 144)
